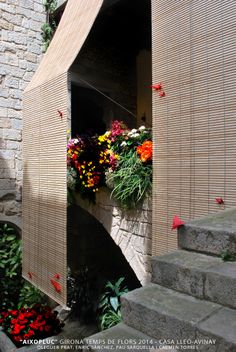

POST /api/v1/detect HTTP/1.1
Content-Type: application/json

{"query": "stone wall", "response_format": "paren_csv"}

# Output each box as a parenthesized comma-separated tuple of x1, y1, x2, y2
(75, 188, 152, 286)
(0, 0, 46, 228)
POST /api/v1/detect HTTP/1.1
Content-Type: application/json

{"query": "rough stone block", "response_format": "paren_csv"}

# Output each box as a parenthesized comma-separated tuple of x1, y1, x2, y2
(0, 88, 9, 98)
(8, 32, 27, 45)
(34, 2, 44, 13)
(19, 0, 34, 10)
(0, 107, 8, 118)
(152, 250, 236, 308)
(121, 284, 220, 340)
(178, 208, 236, 255)
(0, 191, 15, 202)
(0, 117, 11, 128)
(30, 11, 45, 22)
(29, 19, 43, 32)
(3, 128, 21, 141)
(24, 52, 37, 63)
(7, 108, 21, 118)
(0, 3, 16, 14)
(4, 200, 21, 216)
(205, 262, 236, 309)
(0, 149, 15, 160)
(197, 307, 236, 350)
(0, 19, 13, 30)
(0, 179, 15, 190)
(5, 77, 19, 88)
(6, 141, 21, 150)
(84, 323, 159, 352)
(0, 168, 16, 179)
(11, 118, 22, 130)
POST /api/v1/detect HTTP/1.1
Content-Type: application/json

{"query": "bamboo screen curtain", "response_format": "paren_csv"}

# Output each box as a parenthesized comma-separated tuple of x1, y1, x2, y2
(152, 0, 236, 255)
(23, 0, 104, 305)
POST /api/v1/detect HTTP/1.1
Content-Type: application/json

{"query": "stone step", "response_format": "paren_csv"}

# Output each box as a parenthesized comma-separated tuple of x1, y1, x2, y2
(178, 208, 236, 255)
(83, 323, 160, 351)
(121, 284, 236, 351)
(151, 249, 236, 309)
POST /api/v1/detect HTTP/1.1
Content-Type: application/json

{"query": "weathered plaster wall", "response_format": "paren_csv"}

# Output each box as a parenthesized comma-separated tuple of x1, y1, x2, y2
(75, 188, 152, 285)
(0, 0, 46, 228)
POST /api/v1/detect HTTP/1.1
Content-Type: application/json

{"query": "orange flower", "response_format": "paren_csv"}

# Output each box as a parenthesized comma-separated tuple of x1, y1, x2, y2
(137, 141, 152, 162)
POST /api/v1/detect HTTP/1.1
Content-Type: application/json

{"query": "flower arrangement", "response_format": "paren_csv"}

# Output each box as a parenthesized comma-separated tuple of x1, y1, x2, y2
(67, 133, 116, 198)
(0, 304, 64, 346)
(67, 121, 152, 208)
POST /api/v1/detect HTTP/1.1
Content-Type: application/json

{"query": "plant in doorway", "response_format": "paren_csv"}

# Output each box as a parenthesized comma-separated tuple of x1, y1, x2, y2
(98, 277, 128, 330)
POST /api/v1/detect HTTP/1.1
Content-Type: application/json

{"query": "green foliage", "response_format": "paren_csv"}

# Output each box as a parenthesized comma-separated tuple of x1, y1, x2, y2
(0, 223, 47, 310)
(109, 150, 152, 209)
(18, 282, 45, 309)
(41, 0, 57, 52)
(43, 0, 57, 12)
(0, 224, 22, 310)
(98, 278, 128, 331)
(220, 250, 235, 262)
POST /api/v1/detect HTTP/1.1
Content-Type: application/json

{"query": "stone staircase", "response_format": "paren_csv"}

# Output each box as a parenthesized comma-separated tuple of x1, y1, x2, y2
(84, 209, 236, 351)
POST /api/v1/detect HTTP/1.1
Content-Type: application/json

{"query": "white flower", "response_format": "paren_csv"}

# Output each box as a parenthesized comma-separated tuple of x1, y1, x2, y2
(139, 125, 146, 131)
(131, 128, 137, 133)
(131, 133, 140, 138)
(73, 138, 79, 144)
(120, 141, 127, 147)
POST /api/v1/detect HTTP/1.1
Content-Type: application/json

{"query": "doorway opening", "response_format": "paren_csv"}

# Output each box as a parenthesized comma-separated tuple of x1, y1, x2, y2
(70, 0, 152, 135)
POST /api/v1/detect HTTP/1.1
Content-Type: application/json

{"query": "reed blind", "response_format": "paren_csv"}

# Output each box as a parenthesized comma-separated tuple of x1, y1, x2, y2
(23, 73, 68, 305)
(23, 0, 104, 304)
(152, 0, 236, 255)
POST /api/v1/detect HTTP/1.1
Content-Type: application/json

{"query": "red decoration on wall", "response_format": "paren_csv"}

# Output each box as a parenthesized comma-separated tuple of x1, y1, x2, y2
(159, 91, 166, 97)
(172, 215, 185, 230)
(150, 83, 162, 90)
(215, 197, 224, 204)
(57, 110, 63, 118)
(50, 279, 62, 293)
(28, 272, 33, 279)
(53, 273, 61, 279)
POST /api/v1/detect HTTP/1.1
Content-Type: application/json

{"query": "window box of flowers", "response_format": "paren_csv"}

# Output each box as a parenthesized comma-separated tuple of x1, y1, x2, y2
(67, 121, 152, 210)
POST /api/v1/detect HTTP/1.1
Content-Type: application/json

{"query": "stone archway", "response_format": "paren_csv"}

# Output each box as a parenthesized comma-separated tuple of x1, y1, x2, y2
(74, 188, 152, 286)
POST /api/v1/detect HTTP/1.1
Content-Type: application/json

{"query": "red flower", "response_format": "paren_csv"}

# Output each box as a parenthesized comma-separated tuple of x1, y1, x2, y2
(57, 110, 63, 118)
(150, 83, 162, 90)
(13, 336, 22, 343)
(172, 215, 185, 230)
(137, 141, 152, 162)
(11, 324, 22, 335)
(215, 197, 224, 204)
(44, 325, 52, 332)
(10, 310, 18, 316)
(28, 272, 33, 279)
(50, 279, 62, 293)
(53, 273, 61, 279)
(159, 91, 166, 97)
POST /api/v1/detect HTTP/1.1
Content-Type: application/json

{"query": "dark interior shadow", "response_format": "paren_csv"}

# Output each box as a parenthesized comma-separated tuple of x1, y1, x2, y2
(67, 204, 141, 322)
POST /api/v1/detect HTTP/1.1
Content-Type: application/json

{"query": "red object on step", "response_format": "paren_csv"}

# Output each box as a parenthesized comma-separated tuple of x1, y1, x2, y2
(150, 83, 162, 90)
(215, 197, 224, 204)
(53, 273, 61, 279)
(172, 215, 185, 230)
(50, 279, 62, 293)
(159, 91, 166, 97)
(57, 109, 63, 118)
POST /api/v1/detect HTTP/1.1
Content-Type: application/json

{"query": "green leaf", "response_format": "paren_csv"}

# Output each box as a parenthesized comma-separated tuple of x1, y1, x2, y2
(6, 235, 16, 241)
(110, 297, 119, 312)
